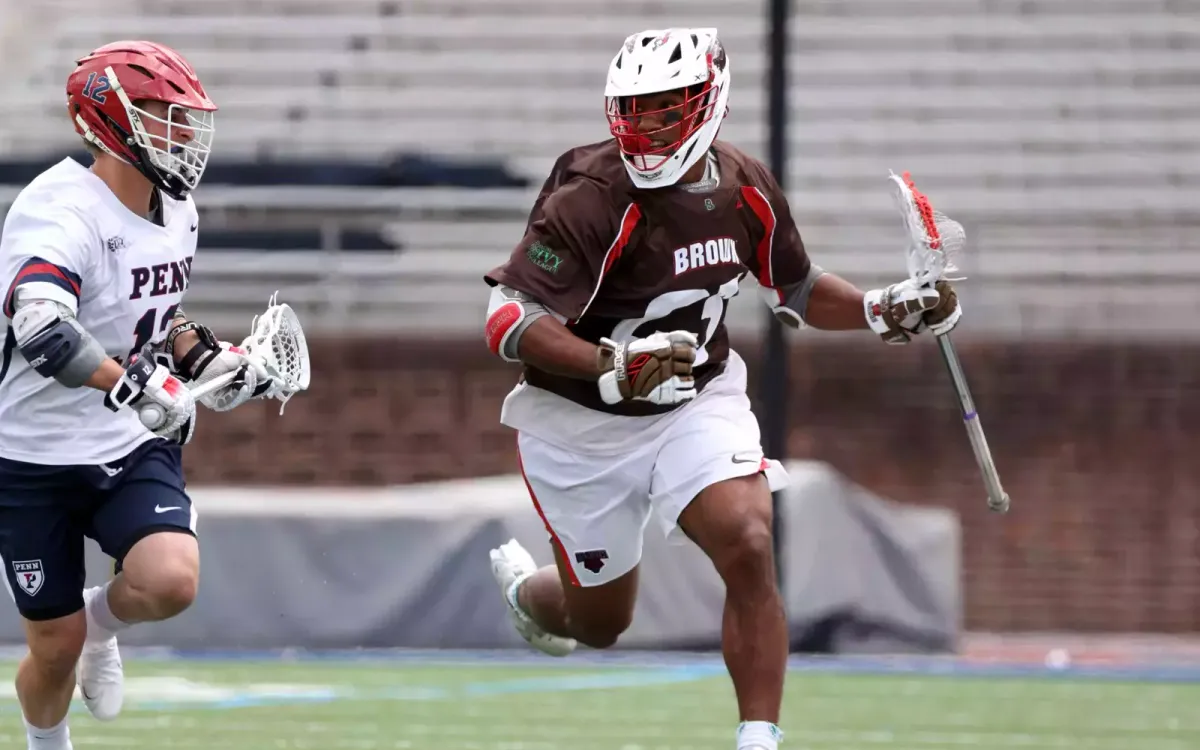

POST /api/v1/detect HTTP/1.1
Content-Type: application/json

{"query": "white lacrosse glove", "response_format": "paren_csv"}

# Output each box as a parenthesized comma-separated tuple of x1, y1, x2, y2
(920, 279, 961, 336)
(105, 355, 197, 444)
(191, 341, 272, 412)
(597, 330, 698, 406)
(169, 321, 271, 412)
(864, 278, 952, 345)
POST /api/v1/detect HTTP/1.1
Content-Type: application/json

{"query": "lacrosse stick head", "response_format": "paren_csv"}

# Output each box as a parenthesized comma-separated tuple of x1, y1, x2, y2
(887, 170, 966, 288)
(241, 291, 310, 414)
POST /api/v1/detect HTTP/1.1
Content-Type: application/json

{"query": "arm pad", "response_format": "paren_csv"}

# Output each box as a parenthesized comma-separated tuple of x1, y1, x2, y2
(759, 263, 826, 328)
(12, 299, 107, 388)
(485, 285, 554, 363)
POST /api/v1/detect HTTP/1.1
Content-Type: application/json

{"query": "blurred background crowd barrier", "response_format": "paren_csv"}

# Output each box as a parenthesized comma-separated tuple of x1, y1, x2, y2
(0, 0, 1197, 647)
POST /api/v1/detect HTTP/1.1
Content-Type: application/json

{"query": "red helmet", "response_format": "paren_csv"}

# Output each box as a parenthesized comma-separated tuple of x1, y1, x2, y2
(67, 40, 216, 199)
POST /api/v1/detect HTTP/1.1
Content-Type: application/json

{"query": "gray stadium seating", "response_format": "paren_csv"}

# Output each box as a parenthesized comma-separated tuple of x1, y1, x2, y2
(0, 0, 1196, 337)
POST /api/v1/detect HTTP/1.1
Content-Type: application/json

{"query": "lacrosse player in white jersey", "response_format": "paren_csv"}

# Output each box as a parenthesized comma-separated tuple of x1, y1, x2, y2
(0, 41, 270, 750)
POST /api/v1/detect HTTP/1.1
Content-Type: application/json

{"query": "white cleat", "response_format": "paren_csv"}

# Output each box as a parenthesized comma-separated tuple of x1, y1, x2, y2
(489, 539, 576, 657)
(77, 586, 124, 721)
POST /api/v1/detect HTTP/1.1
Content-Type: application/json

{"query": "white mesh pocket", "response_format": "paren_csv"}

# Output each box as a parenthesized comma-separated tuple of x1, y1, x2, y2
(243, 292, 311, 413)
(890, 171, 967, 286)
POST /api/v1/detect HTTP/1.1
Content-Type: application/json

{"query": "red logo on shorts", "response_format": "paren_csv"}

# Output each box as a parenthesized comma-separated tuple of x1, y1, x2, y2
(574, 550, 609, 574)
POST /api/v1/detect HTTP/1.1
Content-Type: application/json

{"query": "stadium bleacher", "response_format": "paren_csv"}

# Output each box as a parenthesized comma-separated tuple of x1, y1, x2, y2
(0, 0, 1197, 336)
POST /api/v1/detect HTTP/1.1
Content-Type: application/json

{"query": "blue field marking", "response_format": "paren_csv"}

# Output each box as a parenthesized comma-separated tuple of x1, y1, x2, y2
(461, 665, 727, 696)
(0, 691, 350, 715)
(143, 647, 1200, 683)
(783, 655, 1200, 684)
(130, 691, 345, 712)
(0, 649, 1194, 715)
(3, 645, 1196, 691)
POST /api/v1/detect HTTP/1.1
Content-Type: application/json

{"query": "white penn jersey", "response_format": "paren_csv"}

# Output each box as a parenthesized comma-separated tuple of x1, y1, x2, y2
(0, 158, 197, 465)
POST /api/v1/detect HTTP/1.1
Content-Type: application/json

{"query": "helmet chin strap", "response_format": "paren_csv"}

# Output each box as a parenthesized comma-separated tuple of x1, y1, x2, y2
(147, 189, 165, 226)
(678, 152, 718, 193)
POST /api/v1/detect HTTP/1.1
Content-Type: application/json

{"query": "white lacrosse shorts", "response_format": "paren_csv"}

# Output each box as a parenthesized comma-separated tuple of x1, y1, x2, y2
(515, 365, 790, 588)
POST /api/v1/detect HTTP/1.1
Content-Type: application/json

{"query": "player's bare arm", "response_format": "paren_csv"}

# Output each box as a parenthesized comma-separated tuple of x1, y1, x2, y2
(752, 184, 961, 343)
(777, 269, 957, 337)
(511, 316, 606, 379)
(796, 272, 872, 330)
(766, 265, 959, 343)
(487, 284, 697, 406)
(84, 359, 126, 392)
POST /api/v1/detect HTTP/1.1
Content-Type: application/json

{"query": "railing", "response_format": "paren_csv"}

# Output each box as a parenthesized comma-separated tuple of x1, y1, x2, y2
(3, 184, 1197, 339)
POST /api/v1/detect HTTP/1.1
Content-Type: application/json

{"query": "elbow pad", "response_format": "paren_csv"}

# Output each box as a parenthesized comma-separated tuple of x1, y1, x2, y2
(485, 285, 552, 363)
(12, 299, 107, 387)
(759, 264, 826, 329)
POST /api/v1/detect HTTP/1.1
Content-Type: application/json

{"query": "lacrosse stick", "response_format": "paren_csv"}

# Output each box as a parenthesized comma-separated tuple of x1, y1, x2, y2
(888, 171, 1010, 514)
(141, 292, 311, 431)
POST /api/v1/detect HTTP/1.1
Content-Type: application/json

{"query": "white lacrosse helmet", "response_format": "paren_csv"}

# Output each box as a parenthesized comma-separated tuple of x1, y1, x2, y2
(605, 28, 731, 189)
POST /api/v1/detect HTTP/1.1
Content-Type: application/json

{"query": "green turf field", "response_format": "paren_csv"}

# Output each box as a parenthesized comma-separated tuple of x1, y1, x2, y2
(0, 657, 1196, 749)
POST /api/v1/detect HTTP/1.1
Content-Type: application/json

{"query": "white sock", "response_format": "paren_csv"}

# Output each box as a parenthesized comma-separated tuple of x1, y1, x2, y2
(85, 581, 130, 640)
(24, 715, 72, 750)
(505, 577, 527, 614)
(737, 721, 782, 750)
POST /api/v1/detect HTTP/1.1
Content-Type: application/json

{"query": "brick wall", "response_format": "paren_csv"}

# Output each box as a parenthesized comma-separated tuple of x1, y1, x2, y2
(183, 336, 1200, 632)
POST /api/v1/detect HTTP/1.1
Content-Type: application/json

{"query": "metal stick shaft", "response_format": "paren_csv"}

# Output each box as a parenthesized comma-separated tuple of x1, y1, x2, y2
(935, 333, 1010, 513)
(188, 371, 238, 400)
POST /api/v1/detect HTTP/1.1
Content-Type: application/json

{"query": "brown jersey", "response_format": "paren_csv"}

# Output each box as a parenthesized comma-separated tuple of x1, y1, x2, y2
(485, 139, 812, 416)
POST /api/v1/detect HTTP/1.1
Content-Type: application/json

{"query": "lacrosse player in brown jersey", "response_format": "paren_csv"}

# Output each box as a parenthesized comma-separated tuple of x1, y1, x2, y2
(482, 27, 960, 750)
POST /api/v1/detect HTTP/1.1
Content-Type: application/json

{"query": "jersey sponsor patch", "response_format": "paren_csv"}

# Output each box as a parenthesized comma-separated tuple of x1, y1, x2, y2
(525, 241, 565, 274)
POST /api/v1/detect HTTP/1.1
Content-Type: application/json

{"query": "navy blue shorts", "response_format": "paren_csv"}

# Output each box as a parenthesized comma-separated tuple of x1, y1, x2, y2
(0, 439, 195, 621)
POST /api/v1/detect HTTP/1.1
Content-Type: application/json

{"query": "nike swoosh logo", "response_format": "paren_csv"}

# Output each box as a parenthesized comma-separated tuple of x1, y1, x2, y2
(731, 452, 762, 464)
(154, 505, 182, 514)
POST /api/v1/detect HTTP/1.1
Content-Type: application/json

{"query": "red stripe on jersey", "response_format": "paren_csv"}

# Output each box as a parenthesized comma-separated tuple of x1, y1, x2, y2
(3, 262, 83, 317)
(603, 203, 643, 277)
(740, 186, 777, 288)
(576, 203, 643, 322)
(14, 263, 81, 295)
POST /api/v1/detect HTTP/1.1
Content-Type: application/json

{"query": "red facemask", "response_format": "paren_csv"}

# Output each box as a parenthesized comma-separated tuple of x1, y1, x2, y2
(606, 83, 717, 173)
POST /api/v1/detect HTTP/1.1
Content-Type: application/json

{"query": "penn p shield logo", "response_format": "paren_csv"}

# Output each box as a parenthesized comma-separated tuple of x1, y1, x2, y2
(12, 560, 44, 596)
(526, 241, 564, 274)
